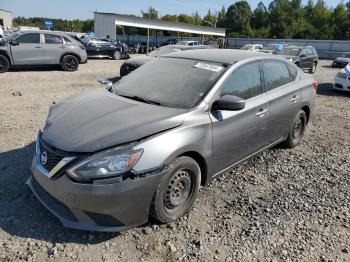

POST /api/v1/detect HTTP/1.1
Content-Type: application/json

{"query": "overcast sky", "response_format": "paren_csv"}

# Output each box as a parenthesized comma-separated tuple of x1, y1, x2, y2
(1, 0, 342, 20)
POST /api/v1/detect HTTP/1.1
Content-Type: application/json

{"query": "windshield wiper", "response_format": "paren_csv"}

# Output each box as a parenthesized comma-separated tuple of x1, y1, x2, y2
(118, 94, 161, 105)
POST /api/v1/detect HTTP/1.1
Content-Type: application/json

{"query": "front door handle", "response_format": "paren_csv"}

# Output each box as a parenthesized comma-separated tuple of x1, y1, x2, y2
(256, 109, 268, 117)
(35, 46, 42, 48)
(291, 95, 300, 102)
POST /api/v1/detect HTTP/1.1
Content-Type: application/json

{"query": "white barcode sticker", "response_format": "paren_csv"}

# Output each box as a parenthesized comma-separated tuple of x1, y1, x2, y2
(194, 63, 223, 72)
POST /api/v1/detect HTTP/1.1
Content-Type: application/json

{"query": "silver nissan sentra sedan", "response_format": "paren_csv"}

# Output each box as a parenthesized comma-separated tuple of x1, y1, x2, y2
(28, 49, 317, 232)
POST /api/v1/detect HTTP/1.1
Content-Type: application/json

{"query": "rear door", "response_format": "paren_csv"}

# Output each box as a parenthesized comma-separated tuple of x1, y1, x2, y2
(299, 48, 309, 69)
(261, 60, 301, 144)
(44, 34, 65, 64)
(211, 61, 270, 173)
(11, 33, 44, 65)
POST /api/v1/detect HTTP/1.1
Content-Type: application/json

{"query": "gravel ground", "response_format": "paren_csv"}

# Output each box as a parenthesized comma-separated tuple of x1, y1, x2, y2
(0, 58, 349, 262)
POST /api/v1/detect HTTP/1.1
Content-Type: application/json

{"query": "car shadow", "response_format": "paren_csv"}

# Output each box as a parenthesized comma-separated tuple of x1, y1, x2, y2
(7, 65, 68, 72)
(0, 142, 121, 244)
(317, 83, 350, 97)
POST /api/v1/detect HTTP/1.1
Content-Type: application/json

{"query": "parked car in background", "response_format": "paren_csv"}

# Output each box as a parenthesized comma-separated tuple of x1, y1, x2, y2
(334, 64, 350, 92)
(159, 38, 178, 46)
(98, 44, 215, 86)
(0, 30, 87, 73)
(176, 40, 199, 46)
(82, 38, 128, 60)
(276, 46, 318, 73)
(241, 44, 263, 52)
(259, 43, 286, 54)
(331, 53, 350, 68)
(29, 49, 316, 232)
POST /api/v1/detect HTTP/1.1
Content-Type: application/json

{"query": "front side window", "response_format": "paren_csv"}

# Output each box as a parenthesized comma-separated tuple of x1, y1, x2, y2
(45, 34, 63, 44)
(17, 33, 40, 44)
(112, 58, 226, 109)
(220, 62, 262, 100)
(262, 61, 290, 91)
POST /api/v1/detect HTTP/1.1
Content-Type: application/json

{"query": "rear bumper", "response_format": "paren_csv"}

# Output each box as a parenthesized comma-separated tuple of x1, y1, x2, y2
(28, 155, 163, 232)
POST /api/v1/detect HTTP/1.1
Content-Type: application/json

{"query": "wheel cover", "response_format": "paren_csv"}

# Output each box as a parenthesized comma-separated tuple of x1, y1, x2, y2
(163, 169, 194, 214)
(65, 57, 77, 70)
(114, 52, 121, 59)
(292, 116, 304, 141)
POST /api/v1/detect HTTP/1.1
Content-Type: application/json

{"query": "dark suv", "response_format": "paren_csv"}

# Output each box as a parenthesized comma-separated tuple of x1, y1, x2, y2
(276, 46, 318, 74)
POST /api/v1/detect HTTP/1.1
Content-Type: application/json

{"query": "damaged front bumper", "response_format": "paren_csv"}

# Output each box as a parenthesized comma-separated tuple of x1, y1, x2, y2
(28, 151, 163, 232)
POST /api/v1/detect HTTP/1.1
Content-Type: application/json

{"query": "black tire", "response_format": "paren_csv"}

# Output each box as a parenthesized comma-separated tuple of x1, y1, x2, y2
(113, 50, 121, 60)
(309, 62, 317, 74)
(0, 54, 10, 73)
(150, 156, 201, 223)
(61, 55, 79, 71)
(282, 110, 307, 148)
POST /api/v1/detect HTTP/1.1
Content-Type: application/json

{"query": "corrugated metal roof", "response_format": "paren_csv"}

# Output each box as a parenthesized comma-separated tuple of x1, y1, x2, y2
(94, 12, 225, 37)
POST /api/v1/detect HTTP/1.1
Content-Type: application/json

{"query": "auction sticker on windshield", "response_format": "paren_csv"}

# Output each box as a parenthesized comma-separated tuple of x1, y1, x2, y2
(194, 63, 223, 72)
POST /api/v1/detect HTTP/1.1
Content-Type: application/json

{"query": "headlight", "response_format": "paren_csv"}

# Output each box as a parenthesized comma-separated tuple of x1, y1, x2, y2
(67, 147, 143, 180)
(336, 71, 347, 78)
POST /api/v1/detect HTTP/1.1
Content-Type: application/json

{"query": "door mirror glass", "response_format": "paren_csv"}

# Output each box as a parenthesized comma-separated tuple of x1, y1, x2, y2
(10, 39, 19, 46)
(300, 54, 306, 58)
(212, 95, 245, 111)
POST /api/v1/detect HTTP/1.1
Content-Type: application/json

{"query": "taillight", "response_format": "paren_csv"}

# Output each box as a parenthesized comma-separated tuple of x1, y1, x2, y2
(312, 80, 318, 92)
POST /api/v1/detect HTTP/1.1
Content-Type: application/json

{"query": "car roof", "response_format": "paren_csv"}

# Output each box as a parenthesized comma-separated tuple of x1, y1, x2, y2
(163, 49, 273, 64)
(17, 30, 67, 36)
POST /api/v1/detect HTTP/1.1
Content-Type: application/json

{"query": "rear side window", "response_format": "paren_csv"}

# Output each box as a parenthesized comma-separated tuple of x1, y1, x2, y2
(220, 62, 262, 100)
(287, 63, 298, 81)
(45, 34, 63, 44)
(262, 61, 290, 91)
(17, 33, 40, 44)
(63, 36, 72, 43)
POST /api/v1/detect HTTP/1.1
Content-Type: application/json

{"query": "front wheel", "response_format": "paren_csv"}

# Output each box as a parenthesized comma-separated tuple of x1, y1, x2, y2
(150, 156, 201, 223)
(282, 110, 307, 148)
(0, 54, 10, 73)
(61, 55, 79, 71)
(113, 51, 121, 60)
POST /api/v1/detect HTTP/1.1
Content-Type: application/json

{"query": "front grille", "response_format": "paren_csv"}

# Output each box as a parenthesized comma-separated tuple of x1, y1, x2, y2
(31, 177, 77, 221)
(39, 139, 66, 172)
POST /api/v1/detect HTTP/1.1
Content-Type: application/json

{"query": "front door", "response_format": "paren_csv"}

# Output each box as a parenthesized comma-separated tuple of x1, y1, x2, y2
(210, 62, 270, 174)
(11, 33, 44, 65)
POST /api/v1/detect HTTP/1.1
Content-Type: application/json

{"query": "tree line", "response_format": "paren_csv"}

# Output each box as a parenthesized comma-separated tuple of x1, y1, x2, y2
(13, 0, 350, 40)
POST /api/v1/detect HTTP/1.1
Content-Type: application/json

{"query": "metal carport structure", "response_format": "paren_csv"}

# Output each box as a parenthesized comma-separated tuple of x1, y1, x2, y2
(94, 12, 226, 52)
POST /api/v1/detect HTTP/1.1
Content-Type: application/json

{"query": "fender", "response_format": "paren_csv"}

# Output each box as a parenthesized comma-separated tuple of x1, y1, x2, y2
(59, 52, 81, 63)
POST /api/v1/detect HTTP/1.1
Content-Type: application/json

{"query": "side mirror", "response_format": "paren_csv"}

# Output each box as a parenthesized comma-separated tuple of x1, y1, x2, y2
(10, 39, 19, 46)
(212, 95, 245, 111)
(300, 54, 306, 58)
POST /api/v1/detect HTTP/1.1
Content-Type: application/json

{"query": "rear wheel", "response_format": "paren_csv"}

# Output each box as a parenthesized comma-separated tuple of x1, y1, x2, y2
(309, 62, 317, 74)
(61, 55, 79, 71)
(282, 110, 307, 148)
(150, 156, 201, 223)
(0, 54, 10, 73)
(113, 51, 121, 60)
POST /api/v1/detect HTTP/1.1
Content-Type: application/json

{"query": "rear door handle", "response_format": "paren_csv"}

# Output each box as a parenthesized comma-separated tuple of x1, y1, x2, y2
(256, 109, 268, 117)
(291, 95, 300, 102)
(35, 46, 42, 48)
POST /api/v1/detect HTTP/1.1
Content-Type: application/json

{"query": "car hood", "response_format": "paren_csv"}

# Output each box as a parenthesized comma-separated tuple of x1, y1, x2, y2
(124, 56, 154, 66)
(334, 57, 350, 63)
(42, 89, 188, 152)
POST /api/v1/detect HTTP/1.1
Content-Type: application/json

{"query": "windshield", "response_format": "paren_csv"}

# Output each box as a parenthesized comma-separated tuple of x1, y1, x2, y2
(112, 58, 226, 109)
(277, 48, 300, 56)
